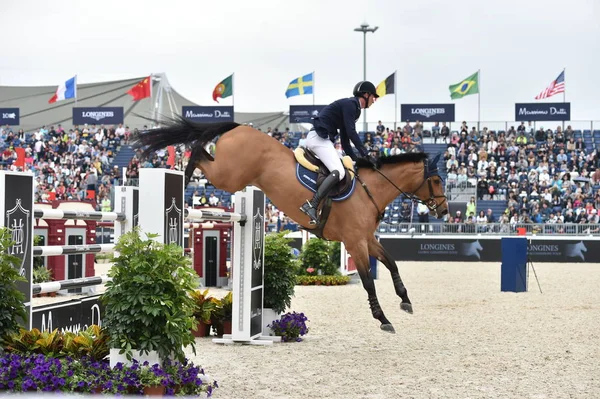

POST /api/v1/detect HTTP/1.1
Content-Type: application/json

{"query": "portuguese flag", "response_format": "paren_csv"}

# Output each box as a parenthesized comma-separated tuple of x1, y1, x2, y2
(212, 74, 233, 103)
(376, 72, 395, 97)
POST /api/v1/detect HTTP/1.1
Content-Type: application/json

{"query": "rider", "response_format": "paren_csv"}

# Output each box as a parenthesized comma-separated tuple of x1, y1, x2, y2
(299, 80, 379, 225)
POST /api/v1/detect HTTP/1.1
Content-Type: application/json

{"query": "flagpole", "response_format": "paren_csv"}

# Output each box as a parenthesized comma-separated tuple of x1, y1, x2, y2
(562, 67, 565, 131)
(477, 69, 481, 133)
(232, 72, 235, 109)
(149, 73, 154, 123)
(394, 70, 397, 130)
(312, 70, 315, 106)
(74, 74, 78, 106)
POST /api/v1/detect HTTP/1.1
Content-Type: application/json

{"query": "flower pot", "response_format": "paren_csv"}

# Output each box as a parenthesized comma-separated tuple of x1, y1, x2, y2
(262, 308, 281, 335)
(223, 320, 232, 335)
(143, 385, 166, 396)
(192, 321, 211, 338)
(91, 386, 103, 394)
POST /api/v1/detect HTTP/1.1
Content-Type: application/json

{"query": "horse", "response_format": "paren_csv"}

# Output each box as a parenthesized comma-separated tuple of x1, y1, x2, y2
(132, 118, 449, 333)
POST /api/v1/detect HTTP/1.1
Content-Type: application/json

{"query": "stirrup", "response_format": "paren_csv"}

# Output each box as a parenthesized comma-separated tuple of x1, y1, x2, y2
(300, 201, 319, 225)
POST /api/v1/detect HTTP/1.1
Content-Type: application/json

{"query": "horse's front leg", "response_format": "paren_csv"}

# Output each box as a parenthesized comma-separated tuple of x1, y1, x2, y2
(346, 240, 395, 333)
(367, 236, 413, 314)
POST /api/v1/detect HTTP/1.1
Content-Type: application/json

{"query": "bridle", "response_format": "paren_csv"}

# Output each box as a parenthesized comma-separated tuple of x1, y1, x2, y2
(356, 157, 448, 221)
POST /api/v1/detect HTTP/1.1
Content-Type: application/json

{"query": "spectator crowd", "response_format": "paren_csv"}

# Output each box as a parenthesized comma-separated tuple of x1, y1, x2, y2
(3, 118, 599, 233)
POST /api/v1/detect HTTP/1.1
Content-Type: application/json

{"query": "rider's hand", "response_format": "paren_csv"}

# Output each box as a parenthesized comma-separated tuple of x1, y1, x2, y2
(368, 155, 378, 167)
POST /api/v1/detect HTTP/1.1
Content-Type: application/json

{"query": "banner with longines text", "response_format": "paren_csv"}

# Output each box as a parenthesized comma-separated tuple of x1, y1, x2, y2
(515, 102, 570, 122)
(380, 237, 599, 263)
(400, 104, 455, 122)
(289, 105, 327, 123)
(73, 107, 124, 125)
(182, 106, 234, 122)
(0, 108, 20, 125)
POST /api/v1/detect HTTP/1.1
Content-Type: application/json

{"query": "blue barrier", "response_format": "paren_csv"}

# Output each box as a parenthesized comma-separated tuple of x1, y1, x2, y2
(501, 237, 528, 292)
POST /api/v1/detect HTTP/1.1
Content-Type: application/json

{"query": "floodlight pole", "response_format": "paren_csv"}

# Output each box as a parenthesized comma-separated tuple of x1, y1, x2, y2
(354, 23, 378, 133)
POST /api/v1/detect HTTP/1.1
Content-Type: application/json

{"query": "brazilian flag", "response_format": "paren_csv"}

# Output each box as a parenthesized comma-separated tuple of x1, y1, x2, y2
(449, 71, 479, 99)
(376, 72, 395, 97)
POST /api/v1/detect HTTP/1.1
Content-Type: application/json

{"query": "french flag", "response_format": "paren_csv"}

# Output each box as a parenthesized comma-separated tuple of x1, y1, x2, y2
(48, 76, 77, 104)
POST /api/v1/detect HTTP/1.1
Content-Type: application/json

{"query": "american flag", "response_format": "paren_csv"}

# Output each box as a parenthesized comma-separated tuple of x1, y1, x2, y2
(535, 70, 565, 100)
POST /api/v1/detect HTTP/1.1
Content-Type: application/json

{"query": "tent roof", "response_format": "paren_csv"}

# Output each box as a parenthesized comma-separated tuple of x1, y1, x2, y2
(0, 74, 302, 132)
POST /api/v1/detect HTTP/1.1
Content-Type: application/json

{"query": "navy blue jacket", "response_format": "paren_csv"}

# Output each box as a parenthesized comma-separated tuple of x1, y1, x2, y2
(312, 97, 368, 160)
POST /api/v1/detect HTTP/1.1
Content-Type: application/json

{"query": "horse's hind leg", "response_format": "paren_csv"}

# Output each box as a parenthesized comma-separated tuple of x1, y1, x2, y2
(346, 240, 395, 333)
(367, 236, 413, 314)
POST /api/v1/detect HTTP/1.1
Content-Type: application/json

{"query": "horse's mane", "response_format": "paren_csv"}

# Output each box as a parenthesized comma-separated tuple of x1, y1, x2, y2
(355, 152, 428, 169)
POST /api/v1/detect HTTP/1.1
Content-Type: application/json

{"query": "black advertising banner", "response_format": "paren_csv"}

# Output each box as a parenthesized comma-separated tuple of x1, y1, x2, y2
(381, 237, 600, 263)
(32, 295, 103, 332)
(400, 104, 455, 122)
(182, 106, 234, 122)
(289, 105, 326, 123)
(251, 189, 265, 289)
(4, 173, 33, 327)
(0, 108, 20, 125)
(163, 172, 184, 247)
(72, 107, 124, 125)
(250, 189, 265, 338)
(515, 103, 570, 121)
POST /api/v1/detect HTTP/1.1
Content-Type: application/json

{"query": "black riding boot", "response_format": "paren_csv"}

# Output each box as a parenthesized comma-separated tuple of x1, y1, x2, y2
(300, 170, 340, 225)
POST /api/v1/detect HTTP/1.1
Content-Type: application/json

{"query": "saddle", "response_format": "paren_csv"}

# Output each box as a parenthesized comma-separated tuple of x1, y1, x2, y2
(293, 147, 355, 198)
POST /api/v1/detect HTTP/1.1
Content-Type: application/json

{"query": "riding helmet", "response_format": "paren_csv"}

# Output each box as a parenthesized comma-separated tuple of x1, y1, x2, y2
(353, 81, 379, 98)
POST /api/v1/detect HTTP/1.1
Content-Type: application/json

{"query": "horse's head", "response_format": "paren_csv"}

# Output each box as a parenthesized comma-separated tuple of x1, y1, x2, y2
(412, 153, 448, 218)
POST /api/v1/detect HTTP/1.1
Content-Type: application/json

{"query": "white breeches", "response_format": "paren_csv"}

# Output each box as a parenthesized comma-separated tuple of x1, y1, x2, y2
(305, 131, 345, 181)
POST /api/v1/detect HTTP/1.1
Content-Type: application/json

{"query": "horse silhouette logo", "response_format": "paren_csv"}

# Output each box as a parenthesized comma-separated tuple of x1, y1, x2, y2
(460, 240, 483, 259)
(565, 241, 587, 261)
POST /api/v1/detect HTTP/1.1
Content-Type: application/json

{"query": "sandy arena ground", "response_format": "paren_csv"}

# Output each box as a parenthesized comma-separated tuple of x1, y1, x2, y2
(32, 261, 599, 398)
(189, 261, 600, 399)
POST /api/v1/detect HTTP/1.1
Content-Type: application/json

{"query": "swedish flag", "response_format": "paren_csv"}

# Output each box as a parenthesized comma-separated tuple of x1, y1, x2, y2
(449, 71, 479, 99)
(285, 73, 314, 98)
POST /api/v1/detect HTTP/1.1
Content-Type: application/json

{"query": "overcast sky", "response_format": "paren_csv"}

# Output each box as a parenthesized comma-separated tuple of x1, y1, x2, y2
(2, 0, 599, 127)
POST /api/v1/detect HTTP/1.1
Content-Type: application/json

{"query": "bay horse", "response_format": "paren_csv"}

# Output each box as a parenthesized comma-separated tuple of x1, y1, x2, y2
(133, 118, 448, 333)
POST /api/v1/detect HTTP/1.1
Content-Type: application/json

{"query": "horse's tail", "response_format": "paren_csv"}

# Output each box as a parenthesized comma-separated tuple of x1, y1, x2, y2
(132, 115, 240, 161)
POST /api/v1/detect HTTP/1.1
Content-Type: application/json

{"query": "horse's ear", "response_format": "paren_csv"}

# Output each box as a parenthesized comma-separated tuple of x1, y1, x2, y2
(429, 153, 441, 170)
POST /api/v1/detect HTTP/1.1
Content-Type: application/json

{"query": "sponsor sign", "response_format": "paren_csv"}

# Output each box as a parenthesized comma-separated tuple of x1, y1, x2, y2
(381, 237, 600, 263)
(32, 295, 103, 332)
(400, 103, 455, 122)
(0, 108, 20, 125)
(289, 105, 326, 123)
(73, 107, 124, 125)
(164, 172, 184, 247)
(250, 189, 265, 337)
(515, 102, 570, 121)
(182, 106, 234, 122)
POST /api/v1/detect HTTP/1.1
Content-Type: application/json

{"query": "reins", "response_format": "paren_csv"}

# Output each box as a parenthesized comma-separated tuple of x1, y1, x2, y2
(353, 158, 448, 221)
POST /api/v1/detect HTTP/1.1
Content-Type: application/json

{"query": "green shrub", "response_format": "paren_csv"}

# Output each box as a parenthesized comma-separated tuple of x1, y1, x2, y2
(296, 275, 350, 286)
(299, 238, 340, 276)
(0, 227, 27, 342)
(100, 228, 197, 363)
(263, 231, 297, 314)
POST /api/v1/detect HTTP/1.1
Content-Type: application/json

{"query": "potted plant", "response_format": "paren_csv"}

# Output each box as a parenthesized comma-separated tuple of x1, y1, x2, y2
(99, 228, 198, 366)
(263, 231, 297, 333)
(268, 312, 310, 342)
(0, 227, 28, 343)
(190, 289, 217, 337)
(211, 291, 233, 336)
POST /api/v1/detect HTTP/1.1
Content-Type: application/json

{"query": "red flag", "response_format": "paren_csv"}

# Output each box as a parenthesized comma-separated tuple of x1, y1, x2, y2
(166, 146, 175, 168)
(126, 76, 152, 101)
(14, 148, 25, 168)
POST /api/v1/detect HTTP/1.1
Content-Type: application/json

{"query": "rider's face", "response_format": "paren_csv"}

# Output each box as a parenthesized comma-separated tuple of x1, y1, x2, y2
(363, 94, 377, 108)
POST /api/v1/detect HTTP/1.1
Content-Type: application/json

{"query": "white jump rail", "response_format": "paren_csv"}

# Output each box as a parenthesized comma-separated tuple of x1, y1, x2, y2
(34, 209, 126, 221)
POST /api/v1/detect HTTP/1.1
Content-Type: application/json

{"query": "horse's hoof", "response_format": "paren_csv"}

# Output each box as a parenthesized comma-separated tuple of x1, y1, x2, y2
(401, 302, 413, 314)
(380, 324, 396, 333)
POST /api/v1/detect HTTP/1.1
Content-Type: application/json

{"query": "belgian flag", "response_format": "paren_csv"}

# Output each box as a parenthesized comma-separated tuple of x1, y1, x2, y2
(376, 72, 395, 97)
